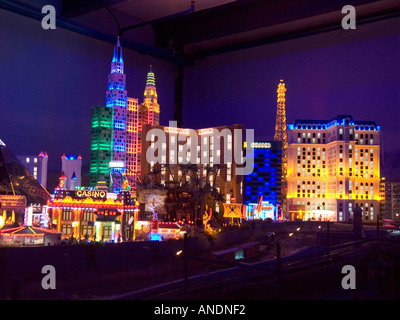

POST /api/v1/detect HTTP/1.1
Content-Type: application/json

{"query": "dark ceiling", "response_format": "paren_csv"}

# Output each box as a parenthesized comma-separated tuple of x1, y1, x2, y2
(152, 0, 400, 61)
(1, 0, 400, 66)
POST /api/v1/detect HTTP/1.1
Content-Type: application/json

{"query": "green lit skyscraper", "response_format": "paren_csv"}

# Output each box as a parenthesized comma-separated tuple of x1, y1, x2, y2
(90, 105, 113, 187)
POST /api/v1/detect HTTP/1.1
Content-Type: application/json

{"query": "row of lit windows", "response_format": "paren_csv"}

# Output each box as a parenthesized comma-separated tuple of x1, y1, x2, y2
(25, 157, 38, 164)
(293, 193, 376, 200)
(295, 135, 376, 146)
(292, 123, 378, 131)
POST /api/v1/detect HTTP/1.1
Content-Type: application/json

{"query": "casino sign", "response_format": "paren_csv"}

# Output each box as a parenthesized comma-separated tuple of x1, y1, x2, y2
(71, 189, 107, 200)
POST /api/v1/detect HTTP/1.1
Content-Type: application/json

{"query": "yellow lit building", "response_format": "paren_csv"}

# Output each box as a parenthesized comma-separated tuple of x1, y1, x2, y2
(286, 115, 381, 222)
(126, 67, 160, 192)
(44, 188, 139, 242)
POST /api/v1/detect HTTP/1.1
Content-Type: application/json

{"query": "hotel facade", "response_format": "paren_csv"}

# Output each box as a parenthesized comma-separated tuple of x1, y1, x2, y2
(244, 141, 283, 220)
(140, 123, 246, 223)
(286, 115, 381, 222)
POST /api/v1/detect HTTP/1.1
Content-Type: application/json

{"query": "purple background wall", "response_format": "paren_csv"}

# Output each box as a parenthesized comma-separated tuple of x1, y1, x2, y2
(1, 8, 399, 187)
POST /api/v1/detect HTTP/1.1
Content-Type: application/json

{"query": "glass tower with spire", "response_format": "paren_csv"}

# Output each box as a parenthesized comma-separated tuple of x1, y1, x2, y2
(106, 37, 128, 192)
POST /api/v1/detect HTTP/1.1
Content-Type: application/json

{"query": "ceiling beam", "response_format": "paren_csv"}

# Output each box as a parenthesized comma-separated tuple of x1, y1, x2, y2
(0, 0, 189, 65)
(152, 0, 400, 60)
(60, 0, 127, 18)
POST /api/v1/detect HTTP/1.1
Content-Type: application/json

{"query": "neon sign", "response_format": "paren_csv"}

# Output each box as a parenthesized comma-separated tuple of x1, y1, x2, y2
(75, 190, 107, 199)
(251, 142, 271, 149)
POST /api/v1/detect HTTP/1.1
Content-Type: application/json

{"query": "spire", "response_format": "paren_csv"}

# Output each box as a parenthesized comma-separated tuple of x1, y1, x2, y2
(146, 65, 156, 87)
(111, 37, 123, 66)
(277, 79, 286, 103)
(142, 64, 160, 119)
(144, 65, 157, 103)
(59, 171, 66, 180)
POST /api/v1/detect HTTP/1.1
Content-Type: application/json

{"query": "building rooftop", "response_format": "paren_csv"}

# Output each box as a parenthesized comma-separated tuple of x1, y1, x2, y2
(290, 115, 379, 130)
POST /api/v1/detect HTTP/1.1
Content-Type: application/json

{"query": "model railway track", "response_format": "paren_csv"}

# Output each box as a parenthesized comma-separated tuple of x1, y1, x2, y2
(25, 237, 397, 300)
(104, 239, 389, 300)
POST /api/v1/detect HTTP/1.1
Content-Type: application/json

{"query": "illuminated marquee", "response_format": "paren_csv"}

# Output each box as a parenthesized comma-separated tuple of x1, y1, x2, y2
(251, 142, 271, 149)
(164, 127, 190, 135)
(198, 128, 214, 135)
(246, 201, 276, 220)
(75, 190, 107, 200)
(0, 195, 27, 210)
(163, 127, 214, 136)
(109, 161, 125, 168)
(223, 203, 243, 218)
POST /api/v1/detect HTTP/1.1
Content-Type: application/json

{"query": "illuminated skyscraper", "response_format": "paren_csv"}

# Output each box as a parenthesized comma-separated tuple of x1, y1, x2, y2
(126, 66, 160, 190)
(107, 37, 127, 192)
(89, 105, 113, 187)
(274, 80, 288, 178)
(141, 66, 160, 127)
(243, 141, 282, 220)
(126, 97, 139, 191)
(286, 115, 381, 222)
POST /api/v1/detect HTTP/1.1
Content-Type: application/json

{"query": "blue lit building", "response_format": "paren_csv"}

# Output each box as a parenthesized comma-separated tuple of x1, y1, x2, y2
(106, 37, 128, 193)
(244, 141, 282, 220)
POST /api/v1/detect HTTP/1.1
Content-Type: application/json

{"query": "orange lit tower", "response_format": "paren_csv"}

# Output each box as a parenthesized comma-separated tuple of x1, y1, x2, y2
(126, 66, 160, 191)
(274, 79, 288, 179)
(142, 65, 160, 126)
